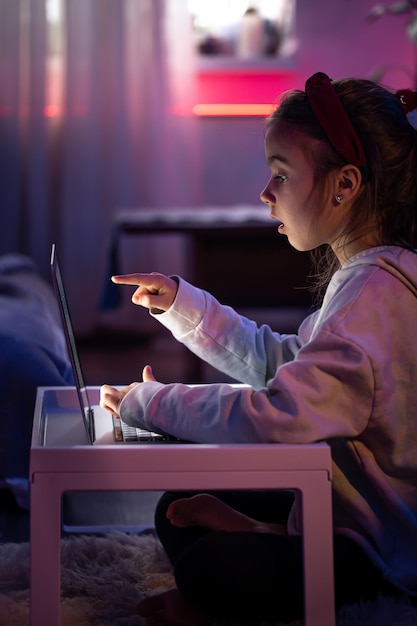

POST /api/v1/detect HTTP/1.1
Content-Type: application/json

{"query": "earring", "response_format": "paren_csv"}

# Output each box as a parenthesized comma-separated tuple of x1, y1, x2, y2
(335, 194, 343, 203)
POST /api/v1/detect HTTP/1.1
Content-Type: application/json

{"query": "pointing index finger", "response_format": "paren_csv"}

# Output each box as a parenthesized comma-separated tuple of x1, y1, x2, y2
(111, 273, 151, 285)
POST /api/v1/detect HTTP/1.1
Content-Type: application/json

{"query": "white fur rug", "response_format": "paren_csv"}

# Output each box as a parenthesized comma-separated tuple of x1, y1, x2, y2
(0, 531, 416, 626)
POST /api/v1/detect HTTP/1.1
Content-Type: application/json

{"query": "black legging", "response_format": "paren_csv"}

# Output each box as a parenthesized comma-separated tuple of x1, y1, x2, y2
(154, 489, 403, 624)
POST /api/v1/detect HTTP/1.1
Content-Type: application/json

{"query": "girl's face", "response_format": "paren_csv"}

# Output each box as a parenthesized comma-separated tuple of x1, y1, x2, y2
(260, 122, 350, 258)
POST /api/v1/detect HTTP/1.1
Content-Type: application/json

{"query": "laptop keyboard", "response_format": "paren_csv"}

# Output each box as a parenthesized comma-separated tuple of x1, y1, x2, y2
(121, 421, 168, 442)
(112, 415, 172, 442)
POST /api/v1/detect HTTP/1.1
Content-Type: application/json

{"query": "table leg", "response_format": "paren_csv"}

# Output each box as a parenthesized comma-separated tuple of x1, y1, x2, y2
(301, 474, 335, 626)
(30, 475, 62, 626)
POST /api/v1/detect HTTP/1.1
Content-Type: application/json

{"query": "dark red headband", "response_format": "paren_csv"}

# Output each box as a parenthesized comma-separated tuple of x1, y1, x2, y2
(305, 72, 367, 169)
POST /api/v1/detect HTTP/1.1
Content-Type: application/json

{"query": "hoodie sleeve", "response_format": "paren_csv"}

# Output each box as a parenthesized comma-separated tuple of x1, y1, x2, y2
(147, 276, 304, 388)
(119, 276, 374, 444)
(119, 327, 373, 444)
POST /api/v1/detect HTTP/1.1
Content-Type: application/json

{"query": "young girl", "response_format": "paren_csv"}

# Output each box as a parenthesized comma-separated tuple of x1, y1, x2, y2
(100, 72, 417, 625)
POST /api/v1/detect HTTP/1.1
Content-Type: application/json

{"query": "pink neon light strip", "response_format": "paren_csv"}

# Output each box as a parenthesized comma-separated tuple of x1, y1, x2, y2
(192, 103, 274, 117)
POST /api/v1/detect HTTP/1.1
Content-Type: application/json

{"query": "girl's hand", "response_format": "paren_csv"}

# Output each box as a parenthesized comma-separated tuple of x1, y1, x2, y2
(100, 366, 158, 416)
(100, 382, 140, 417)
(111, 272, 178, 312)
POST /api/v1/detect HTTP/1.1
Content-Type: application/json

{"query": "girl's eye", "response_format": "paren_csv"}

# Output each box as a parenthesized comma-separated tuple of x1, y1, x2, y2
(274, 174, 288, 183)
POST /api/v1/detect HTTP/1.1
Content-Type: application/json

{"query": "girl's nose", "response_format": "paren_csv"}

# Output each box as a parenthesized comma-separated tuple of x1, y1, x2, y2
(260, 183, 272, 206)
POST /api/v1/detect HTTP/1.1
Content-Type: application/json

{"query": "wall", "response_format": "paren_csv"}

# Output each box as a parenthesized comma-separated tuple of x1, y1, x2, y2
(195, 0, 414, 206)
(2, 1, 413, 338)
(101, 0, 414, 336)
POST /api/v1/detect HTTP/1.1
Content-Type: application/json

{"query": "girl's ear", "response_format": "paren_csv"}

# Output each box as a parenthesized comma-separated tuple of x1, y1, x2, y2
(335, 164, 363, 202)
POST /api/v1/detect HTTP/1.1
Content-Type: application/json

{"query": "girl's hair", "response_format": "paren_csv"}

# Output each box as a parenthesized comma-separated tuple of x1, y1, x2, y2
(266, 78, 417, 299)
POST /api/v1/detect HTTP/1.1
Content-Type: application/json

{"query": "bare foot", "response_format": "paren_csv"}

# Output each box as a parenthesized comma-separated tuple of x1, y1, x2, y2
(166, 493, 287, 535)
(138, 587, 212, 626)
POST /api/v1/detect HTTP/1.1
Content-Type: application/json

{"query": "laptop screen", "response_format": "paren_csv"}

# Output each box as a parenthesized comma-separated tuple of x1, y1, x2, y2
(50, 243, 95, 443)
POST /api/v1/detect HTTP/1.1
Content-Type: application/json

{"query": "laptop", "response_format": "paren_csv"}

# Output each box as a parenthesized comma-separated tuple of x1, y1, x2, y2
(50, 243, 182, 445)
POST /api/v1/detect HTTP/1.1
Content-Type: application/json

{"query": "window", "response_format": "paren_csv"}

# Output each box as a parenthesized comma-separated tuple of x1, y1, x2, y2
(188, 0, 296, 60)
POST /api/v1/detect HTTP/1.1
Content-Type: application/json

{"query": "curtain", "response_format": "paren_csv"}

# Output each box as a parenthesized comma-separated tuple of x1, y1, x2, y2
(0, 0, 200, 333)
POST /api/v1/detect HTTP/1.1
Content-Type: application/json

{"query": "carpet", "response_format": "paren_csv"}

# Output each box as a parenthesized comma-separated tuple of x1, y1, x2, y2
(0, 531, 416, 626)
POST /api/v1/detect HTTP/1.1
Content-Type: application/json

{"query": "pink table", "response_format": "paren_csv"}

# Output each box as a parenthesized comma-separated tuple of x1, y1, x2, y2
(30, 386, 335, 626)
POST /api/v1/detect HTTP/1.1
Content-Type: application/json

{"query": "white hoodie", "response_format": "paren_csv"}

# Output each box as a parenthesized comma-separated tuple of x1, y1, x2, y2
(120, 246, 417, 595)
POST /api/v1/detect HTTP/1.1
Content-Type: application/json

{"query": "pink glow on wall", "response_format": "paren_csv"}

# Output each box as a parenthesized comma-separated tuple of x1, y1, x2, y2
(192, 68, 298, 116)
(197, 69, 296, 102)
(43, 68, 298, 118)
